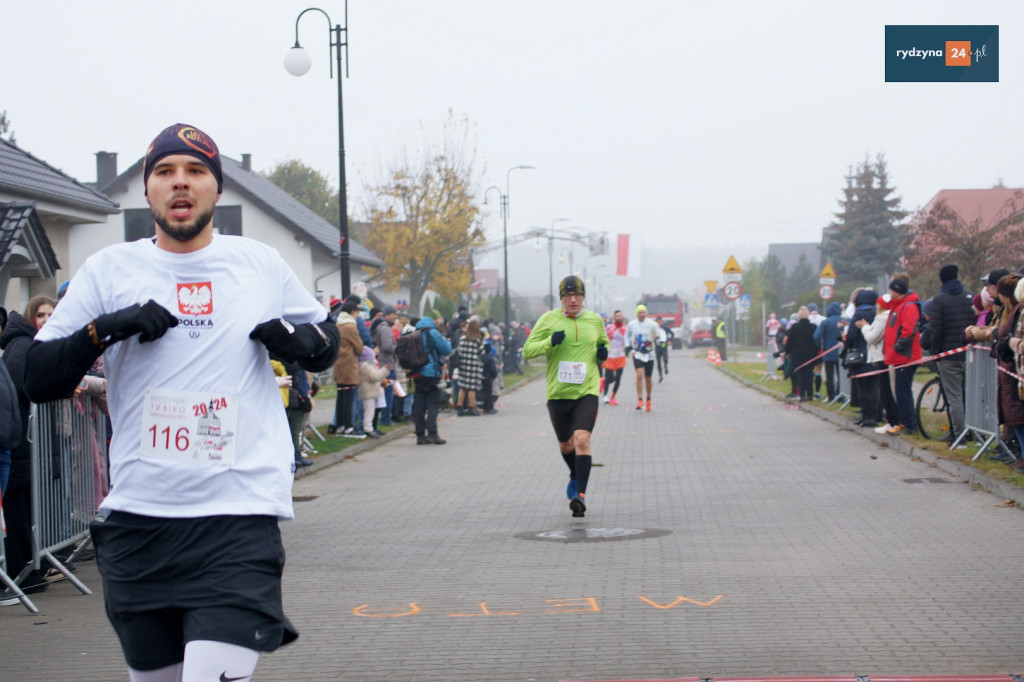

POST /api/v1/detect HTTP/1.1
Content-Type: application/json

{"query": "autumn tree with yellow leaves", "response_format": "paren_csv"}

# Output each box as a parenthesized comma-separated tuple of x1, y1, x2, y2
(362, 114, 484, 315)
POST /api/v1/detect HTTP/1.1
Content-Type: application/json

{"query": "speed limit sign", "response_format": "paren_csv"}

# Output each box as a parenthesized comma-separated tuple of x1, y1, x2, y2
(819, 284, 834, 300)
(723, 281, 742, 301)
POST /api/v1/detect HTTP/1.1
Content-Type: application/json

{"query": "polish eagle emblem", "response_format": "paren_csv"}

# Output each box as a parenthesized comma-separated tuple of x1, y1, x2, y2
(177, 282, 213, 315)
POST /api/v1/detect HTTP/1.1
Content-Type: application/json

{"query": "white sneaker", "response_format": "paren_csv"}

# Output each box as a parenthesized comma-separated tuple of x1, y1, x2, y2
(873, 424, 895, 434)
(602, 395, 610, 404)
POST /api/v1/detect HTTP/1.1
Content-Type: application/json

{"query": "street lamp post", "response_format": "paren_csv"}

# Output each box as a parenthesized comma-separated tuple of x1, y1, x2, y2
(284, 4, 351, 299)
(482, 165, 534, 366)
(548, 218, 570, 307)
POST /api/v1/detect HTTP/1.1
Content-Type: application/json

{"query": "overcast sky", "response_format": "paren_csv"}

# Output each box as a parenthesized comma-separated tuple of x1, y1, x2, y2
(3, 0, 1021, 299)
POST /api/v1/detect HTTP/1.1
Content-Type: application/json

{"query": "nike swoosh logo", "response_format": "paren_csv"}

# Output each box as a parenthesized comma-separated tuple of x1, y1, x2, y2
(220, 674, 248, 682)
(253, 629, 270, 642)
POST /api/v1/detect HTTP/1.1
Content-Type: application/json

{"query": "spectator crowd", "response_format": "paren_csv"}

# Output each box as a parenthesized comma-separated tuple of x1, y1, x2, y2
(769, 261, 1024, 469)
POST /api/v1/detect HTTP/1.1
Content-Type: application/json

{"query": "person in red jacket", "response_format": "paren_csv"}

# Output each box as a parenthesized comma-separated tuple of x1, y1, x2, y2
(883, 276, 922, 435)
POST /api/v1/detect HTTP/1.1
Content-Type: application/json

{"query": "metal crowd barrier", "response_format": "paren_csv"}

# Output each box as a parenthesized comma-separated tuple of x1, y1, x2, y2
(830, 364, 852, 409)
(25, 397, 104, 596)
(760, 341, 779, 382)
(953, 345, 1013, 461)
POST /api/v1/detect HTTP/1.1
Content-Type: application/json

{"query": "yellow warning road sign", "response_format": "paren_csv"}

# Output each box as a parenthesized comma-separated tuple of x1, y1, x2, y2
(819, 262, 836, 279)
(722, 255, 742, 274)
(704, 280, 718, 294)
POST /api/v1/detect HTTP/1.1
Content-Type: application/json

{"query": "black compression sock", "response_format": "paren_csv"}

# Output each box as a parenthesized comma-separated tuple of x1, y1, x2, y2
(575, 454, 592, 495)
(561, 449, 576, 477)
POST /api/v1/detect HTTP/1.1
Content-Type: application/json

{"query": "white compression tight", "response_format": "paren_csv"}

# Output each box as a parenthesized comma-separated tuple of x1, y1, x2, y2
(128, 640, 260, 682)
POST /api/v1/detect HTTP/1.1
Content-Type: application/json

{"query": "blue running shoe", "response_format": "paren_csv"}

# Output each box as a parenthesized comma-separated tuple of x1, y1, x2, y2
(569, 495, 586, 518)
(566, 478, 578, 500)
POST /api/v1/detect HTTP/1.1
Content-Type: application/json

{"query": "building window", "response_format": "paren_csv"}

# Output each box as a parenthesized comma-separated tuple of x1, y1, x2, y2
(123, 206, 243, 241)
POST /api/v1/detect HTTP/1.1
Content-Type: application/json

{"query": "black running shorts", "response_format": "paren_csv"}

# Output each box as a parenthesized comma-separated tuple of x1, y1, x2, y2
(90, 512, 298, 671)
(546, 395, 599, 443)
(633, 357, 655, 376)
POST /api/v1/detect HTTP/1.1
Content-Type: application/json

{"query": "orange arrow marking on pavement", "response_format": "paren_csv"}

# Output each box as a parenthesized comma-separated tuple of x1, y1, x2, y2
(352, 603, 422, 618)
(639, 595, 724, 609)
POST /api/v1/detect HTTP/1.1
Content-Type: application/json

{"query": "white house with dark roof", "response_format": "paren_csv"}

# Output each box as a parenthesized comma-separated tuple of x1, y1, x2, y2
(91, 152, 384, 304)
(0, 138, 120, 310)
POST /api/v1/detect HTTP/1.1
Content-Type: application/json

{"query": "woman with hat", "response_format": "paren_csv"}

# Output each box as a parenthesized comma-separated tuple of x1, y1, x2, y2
(883, 275, 922, 435)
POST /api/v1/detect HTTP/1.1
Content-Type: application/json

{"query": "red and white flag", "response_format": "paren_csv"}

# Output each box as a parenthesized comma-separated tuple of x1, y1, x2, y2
(616, 233, 641, 277)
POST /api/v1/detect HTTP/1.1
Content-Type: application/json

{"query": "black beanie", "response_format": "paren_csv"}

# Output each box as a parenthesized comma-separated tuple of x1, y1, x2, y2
(939, 264, 958, 283)
(559, 275, 585, 298)
(143, 123, 223, 195)
(888, 278, 909, 295)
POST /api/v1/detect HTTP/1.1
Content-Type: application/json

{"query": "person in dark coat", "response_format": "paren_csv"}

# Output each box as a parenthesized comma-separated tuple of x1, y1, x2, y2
(813, 301, 844, 401)
(926, 264, 975, 441)
(480, 339, 499, 414)
(847, 289, 879, 426)
(0, 306, 21, 496)
(0, 296, 57, 599)
(784, 306, 819, 402)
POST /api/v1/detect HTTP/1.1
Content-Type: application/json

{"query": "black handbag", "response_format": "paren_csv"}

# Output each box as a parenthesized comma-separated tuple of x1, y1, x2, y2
(845, 348, 866, 368)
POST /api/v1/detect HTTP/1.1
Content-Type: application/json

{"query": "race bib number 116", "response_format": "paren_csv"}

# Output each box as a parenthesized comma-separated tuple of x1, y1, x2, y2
(140, 388, 239, 464)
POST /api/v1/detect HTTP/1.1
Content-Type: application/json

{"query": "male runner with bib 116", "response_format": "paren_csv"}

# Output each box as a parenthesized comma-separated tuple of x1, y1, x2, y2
(25, 123, 340, 682)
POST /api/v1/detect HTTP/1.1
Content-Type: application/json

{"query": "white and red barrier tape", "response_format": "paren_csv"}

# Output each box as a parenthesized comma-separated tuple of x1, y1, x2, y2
(790, 343, 844, 372)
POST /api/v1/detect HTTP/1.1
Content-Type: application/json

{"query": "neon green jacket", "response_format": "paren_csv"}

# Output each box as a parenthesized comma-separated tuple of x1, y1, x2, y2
(522, 309, 609, 400)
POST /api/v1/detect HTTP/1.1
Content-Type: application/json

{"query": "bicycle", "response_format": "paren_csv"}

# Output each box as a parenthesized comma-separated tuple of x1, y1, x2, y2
(915, 372, 951, 440)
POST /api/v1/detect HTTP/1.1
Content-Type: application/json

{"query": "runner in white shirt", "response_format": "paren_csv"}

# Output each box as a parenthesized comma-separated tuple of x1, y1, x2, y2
(25, 124, 340, 682)
(626, 304, 661, 411)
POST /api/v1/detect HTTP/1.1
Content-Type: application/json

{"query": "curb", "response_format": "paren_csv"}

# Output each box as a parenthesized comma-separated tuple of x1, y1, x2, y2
(716, 364, 1024, 508)
(296, 369, 545, 478)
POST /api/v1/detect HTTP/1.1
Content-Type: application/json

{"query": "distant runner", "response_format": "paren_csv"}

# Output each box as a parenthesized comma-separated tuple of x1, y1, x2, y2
(627, 304, 661, 411)
(601, 310, 628, 405)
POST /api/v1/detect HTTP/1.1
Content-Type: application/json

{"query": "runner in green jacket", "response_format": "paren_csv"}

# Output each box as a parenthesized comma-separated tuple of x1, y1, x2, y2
(522, 276, 609, 517)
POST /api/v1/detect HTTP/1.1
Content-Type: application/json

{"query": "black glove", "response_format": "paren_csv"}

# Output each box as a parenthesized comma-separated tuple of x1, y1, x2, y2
(996, 336, 1014, 364)
(93, 300, 178, 345)
(773, 351, 781, 358)
(249, 319, 329, 363)
(596, 344, 608, 362)
(550, 330, 565, 346)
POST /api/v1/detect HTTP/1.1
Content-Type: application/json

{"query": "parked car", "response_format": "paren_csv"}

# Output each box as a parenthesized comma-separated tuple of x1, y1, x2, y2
(684, 316, 714, 348)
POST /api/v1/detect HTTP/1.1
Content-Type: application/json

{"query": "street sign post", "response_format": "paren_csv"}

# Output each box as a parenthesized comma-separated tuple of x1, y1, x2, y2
(819, 262, 836, 302)
(704, 293, 719, 309)
(819, 262, 836, 286)
(722, 255, 742, 283)
(723, 281, 742, 301)
(738, 293, 752, 311)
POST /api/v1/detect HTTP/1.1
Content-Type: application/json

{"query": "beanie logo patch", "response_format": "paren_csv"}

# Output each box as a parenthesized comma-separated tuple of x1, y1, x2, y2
(176, 127, 218, 160)
(178, 282, 213, 316)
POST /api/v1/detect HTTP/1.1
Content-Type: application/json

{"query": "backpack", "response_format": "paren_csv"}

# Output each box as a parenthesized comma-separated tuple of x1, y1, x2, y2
(396, 329, 431, 371)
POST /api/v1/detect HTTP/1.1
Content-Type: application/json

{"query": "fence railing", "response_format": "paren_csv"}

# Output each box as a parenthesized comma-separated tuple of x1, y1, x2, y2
(953, 345, 1014, 460)
(27, 397, 104, 596)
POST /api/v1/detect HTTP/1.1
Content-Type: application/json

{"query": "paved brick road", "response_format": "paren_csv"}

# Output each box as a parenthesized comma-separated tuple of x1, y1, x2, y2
(2, 353, 1022, 681)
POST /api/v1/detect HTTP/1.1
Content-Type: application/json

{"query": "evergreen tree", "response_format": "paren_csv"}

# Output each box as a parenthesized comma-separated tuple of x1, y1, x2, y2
(760, 253, 787, 301)
(0, 110, 16, 144)
(824, 154, 908, 284)
(785, 253, 818, 300)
